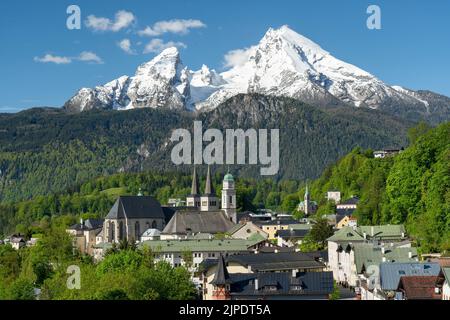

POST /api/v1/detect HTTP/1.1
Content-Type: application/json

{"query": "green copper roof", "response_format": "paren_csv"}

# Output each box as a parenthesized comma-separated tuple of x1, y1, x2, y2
(138, 238, 264, 252)
(327, 225, 407, 243)
(327, 226, 365, 242)
(442, 267, 450, 282)
(353, 244, 418, 273)
(224, 173, 234, 182)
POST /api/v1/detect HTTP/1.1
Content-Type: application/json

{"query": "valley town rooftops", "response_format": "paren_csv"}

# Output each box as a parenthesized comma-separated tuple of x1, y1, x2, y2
(226, 271, 334, 297)
(201, 251, 326, 273)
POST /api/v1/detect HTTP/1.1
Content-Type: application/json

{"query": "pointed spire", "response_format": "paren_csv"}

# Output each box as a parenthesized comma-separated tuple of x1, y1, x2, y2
(191, 166, 199, 196)
(204, 165, 215, 196)
(210, 254, 231, 285)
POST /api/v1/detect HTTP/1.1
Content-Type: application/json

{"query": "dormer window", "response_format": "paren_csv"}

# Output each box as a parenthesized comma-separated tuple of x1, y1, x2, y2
(264, 285, 278, 291)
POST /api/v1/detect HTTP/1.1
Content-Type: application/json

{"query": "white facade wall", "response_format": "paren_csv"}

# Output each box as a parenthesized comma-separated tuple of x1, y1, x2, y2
(443, 281, 450, 300)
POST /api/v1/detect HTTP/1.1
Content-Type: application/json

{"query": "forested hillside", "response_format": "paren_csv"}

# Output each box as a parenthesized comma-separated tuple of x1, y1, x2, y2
(307, 122, 450, 252)
(0, 94, 411, 202)
(0, 122, 448, 253)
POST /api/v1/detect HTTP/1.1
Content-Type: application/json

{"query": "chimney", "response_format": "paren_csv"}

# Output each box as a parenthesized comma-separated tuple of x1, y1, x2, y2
(274, 249, 279, 254)
(292, 269, 298, 278)
(247, 265, 252, 273)
(381, 247, 385, 254)
(254, 278, 259, 291)
(382, 257, 386, 262)
(401, 232, 405, 238)
(371, 226, 374, 237)
(80, 218, 84, 226)
(408, 251, 412, 259)
(363, 232, 367, 239)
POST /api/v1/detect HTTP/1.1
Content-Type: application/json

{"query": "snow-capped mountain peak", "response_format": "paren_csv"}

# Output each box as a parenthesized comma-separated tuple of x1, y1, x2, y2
(64, 25, 445, 119)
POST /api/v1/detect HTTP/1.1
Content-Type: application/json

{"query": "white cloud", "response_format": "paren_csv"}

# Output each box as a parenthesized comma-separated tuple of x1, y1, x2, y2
(143, 39, 187, 54)
(138, 19, 206, 36)
(223, 46, 256, 68)
(85, 10, 135, 32)
(34, 52, 103, 64)
(77, 51, 104, 64)
(118, 39, 135, 54)
(34, 54, 72, 64)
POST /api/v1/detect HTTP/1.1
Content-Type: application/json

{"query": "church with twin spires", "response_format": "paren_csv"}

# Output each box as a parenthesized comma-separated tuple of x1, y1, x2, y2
(161, 166, 237, 238)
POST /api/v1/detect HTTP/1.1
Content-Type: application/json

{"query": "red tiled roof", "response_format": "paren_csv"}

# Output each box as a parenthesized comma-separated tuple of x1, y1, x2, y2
(438, 258, 450, 268)
(398, 276, 441, 300)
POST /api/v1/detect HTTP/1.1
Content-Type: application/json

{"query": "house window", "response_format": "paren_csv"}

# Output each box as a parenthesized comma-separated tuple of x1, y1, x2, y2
(119, 221, 124, 240)
(110, 221, 115, 241)
(135, 221, 140, 240)
(229, 196, 232, 204)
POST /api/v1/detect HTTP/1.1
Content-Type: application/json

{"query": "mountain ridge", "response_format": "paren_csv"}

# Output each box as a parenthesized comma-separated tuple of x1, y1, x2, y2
(63, 25, 450, 124)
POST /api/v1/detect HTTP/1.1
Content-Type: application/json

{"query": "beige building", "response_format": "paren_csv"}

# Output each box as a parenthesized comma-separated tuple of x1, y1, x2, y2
(337, 216, 358, 229)
(66, 219, 103, 255)
(228, 221, 268, 240)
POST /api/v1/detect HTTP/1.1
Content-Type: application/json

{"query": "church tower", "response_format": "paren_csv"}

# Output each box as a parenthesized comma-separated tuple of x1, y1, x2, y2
(186, 166, 201, 207)
(221, 171, 237, 223)
(200, 165, 219, 211)
(304, 184, 310, 215)
(210, 254, 231, 300)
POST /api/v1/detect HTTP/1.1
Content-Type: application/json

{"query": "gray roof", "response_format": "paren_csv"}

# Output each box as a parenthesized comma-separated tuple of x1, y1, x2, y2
(228, 271, 334, 297)
(162, 209, 236, 235)
(379, 262, 441, 291)
(210, 254, 232, 285)
(141, 228, 161, 237)
(340, 196, 359, 205)
(161, 206, 178, 223)
(258, 218, 299, 226)
(202, 251, 325, 272)
(105, 196, 165, 220)
(276, 229, 309, 239)
(68, 219, 104, 231)
(336, 208, 355, 220)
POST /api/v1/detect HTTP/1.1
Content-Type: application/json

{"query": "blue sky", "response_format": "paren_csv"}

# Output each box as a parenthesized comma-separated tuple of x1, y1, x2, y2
(1, 0, 449, 112)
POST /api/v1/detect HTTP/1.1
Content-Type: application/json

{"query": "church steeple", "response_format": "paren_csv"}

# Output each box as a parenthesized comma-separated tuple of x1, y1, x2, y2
(204, 165, 215, 196)
(186, 166, 201, 208)
(304, 183, 310, 215)
(210, 254, 231, 300)
(305, 183, 310, 201)
(191, 166, 199, 196)
(200, 165, 219, 211)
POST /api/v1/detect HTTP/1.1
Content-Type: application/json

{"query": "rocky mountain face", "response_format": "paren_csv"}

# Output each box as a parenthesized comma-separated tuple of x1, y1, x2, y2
(63, 25, 449, 124)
